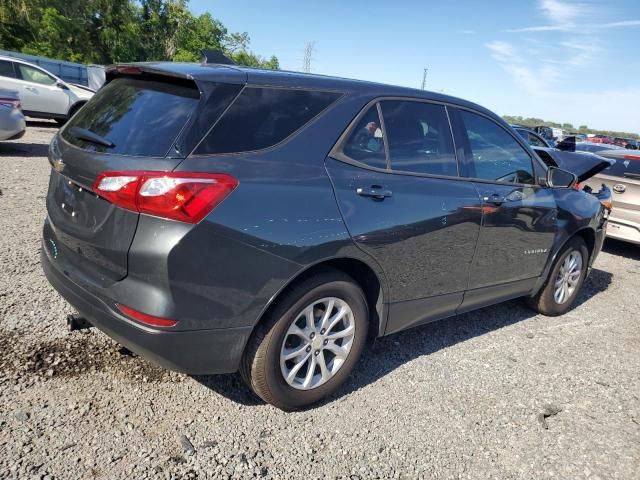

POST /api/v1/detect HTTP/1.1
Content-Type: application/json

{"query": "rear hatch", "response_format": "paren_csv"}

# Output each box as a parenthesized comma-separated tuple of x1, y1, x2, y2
(45, 70, 241, 285)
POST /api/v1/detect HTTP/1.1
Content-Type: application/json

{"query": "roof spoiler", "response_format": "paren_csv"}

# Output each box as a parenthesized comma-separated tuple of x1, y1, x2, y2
(200, 49, 236, 65)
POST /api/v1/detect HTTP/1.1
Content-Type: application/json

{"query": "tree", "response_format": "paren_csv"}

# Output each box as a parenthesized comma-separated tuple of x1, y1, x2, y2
(223, 31, 249, 54)
(0, 0, 280, 68)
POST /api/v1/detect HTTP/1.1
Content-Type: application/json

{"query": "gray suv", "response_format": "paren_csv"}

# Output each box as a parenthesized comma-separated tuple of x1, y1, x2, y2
(42, 63, 611, 410)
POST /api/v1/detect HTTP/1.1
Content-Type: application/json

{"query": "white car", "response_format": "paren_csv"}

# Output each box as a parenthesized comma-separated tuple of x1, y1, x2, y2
(0, 55, 94, 124)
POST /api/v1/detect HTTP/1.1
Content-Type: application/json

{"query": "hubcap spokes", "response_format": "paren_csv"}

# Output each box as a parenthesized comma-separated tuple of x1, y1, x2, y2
(554, 251, 583, 305)
(280, 297, 355, 390)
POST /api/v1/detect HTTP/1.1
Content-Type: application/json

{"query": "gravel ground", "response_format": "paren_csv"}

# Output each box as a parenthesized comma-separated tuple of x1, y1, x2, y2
(1, 125, 639, 480)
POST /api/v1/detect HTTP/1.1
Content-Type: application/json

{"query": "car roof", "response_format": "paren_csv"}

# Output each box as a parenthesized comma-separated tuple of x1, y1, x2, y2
(107, 62, 499, 119)
(0, 54, 45, 68)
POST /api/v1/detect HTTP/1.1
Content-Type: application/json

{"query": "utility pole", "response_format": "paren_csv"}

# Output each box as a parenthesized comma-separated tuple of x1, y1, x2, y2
(303, 41, 315, 73)
(421, 68, 428, 90)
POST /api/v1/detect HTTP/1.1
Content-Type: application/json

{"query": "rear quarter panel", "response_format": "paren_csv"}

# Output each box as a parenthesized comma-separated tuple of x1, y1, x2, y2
(151, 92, 389, 331)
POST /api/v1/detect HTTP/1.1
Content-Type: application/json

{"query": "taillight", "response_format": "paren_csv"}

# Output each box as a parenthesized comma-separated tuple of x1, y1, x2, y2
(0, 97, 20, 109)
(116, 304, 177, 327)
(623, 155, 640, 161)
(93, 171, 238, 223)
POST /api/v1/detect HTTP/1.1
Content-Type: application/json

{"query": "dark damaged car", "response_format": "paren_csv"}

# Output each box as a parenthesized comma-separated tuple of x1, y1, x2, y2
(42, 63, 611, 409)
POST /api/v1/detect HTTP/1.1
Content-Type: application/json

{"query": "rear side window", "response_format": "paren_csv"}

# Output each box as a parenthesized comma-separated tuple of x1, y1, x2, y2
(195, 87, 341, 154)
(61, 77, 199, 157)
(604, 158, 640, 178)
(458, 110, 535, 184)
(0, 60, 15, 78)
(381, 100, 457, 176)
(341, 105, 387, 169)
(17, 64, 56, 85)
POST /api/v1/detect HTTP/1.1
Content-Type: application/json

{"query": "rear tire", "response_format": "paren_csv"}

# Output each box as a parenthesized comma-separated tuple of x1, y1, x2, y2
(526, 236, 589, 316)
(240, 270, 369, 410)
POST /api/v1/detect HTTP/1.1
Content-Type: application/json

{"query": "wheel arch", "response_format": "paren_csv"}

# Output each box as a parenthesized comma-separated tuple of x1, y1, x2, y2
(251, 256, 388, 346)
(67, 100, 87, 118)
(531, 227, 596, 296)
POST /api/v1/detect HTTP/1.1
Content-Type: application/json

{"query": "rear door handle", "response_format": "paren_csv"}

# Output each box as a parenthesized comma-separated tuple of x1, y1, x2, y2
(24, 86, 37, 92)
(356, 186, 392, 200)
(483, 193, 506, 205)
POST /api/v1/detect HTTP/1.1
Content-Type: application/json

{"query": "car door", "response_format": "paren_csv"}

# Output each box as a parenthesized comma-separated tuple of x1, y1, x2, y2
(14, 62, 69, 115)
(450, 108, 557, 310)
(326, 100, 482, 334)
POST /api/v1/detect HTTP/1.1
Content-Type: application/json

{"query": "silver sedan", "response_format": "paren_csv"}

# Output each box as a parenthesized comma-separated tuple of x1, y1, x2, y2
(0, 88, 26, 141)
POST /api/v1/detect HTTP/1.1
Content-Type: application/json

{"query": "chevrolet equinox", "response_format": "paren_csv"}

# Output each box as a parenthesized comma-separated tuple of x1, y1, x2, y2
(42, 63, 611, 410)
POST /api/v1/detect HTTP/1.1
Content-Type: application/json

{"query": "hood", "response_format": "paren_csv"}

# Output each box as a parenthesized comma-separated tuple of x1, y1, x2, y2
(533, 146, 613, 183)
(67, 83, 95, 100)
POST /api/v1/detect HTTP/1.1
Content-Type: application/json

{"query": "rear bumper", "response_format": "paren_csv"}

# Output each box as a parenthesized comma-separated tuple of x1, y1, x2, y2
(41, 245, 252, 375)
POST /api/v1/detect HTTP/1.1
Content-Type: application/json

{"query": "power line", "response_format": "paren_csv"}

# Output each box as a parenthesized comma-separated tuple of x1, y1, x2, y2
(302, 41, 315, 73)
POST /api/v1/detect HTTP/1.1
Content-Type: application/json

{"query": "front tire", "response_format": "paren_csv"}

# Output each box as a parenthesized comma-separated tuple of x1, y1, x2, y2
(240, 270, 369, 410)
(526, 236, 589, 316)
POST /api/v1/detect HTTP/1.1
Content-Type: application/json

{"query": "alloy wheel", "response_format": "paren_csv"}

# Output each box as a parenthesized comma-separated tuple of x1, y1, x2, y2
(553, 250, 583, 304)
(280, 297, 355, 390)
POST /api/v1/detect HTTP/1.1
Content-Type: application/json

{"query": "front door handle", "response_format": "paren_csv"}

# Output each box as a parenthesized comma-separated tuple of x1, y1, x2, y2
(24, 86, 37, 92)
(356, 186, 392, 200)
(483, 193, 506, 205)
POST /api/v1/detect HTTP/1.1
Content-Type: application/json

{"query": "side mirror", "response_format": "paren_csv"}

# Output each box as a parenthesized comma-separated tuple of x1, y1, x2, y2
(546, 166, 577, 188)
(56, 81, 69, 90)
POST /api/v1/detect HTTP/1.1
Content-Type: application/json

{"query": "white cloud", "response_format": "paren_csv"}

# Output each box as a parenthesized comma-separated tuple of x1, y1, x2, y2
(484, 41, 560, 96)
(559, 40, 599, 66)
(601, 20, 640, 28)
(507, 24, 572, 33)
(458, 29, 476, 35)
(483, 2, 639, 132)
(506, 0, 640, 34)
(485, 41, 517, 60)
(539, 0, 584, 24)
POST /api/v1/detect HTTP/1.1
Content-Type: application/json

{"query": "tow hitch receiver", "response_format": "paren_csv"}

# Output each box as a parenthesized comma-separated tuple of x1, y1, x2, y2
(67, 314, 92, 332)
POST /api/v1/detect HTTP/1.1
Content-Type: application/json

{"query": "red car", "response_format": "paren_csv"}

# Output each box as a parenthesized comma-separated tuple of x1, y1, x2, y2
(588, 135, 613, 144)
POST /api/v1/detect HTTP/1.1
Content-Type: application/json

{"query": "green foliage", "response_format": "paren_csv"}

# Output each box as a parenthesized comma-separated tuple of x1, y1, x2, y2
(503, 115, 639, 139)
(0, 0, 279, 69)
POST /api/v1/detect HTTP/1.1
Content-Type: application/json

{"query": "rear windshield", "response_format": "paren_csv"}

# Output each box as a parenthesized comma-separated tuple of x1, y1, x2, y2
(195, 87, 341, 154)
(604, 158, 640, 178)
(62, 77, 199, 157)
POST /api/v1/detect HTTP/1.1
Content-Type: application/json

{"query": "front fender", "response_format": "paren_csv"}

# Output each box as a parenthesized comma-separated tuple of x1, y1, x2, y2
(530, 188, 606, 295)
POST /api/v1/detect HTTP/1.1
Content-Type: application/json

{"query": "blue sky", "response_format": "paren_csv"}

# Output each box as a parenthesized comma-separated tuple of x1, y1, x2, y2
(191, 0, 640, 133)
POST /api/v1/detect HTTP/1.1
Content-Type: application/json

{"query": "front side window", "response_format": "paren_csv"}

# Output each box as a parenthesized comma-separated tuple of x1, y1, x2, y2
(381, 100, 457, 176)
(195, 87, 341, 154)
(17, 64, 57, 86)
(0, 60, 15, 78)
(341, 105, 386, 169)
(459, 110, 535, 184)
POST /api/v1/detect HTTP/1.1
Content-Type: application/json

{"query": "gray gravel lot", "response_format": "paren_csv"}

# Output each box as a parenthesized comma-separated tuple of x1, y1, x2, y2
(1, 125, 639, 480)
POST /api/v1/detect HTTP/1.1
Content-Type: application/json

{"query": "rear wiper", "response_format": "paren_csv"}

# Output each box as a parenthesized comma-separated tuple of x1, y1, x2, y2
(68, 127, 115, 148)
(624, 172, 640, 180)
